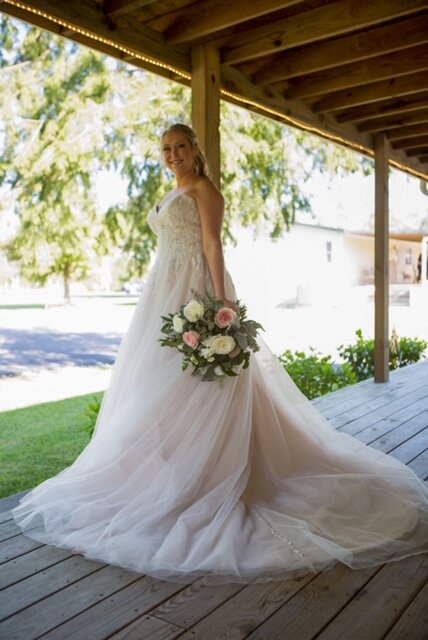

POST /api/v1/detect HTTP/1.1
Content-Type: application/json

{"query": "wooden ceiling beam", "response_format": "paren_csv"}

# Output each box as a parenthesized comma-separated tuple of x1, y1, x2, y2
(358, 109, 428, 134)
(164, 0, 300, 45)
(312, 71, 428, 113)
(387, 124, 428, 140)
(391, 135, 428, 150)
(0, 0, 190, 73)
(283, 44, 428, 100)
(336, 92, 428, 124)
(104, 0, 158, 20)
(406, 147, 428, 157)
(252, 13, 428, 86)
(220, 0, 428, 65)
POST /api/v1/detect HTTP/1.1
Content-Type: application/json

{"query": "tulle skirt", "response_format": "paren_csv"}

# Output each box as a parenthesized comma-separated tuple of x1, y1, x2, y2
(12, 255, 428, 583)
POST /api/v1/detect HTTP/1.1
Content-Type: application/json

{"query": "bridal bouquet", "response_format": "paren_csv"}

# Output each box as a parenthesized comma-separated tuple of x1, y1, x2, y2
(159, 291, 263, 382)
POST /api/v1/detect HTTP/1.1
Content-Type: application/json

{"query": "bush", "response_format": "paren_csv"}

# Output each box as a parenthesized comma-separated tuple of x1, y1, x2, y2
(338, 329, 427, 381)
(81, 395, 103, 439)
(278, 348, 358, 400)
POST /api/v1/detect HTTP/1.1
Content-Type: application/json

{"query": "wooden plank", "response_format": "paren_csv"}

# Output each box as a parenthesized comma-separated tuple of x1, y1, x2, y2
(252, 14, 428, 85)
(407, 146, 428, 157)
(0, 519, 21, 542)
(164, 0, 301, 45)
(335, 388, 428, 438)
(313, 70, 428, 113)
(105, 0, 159, 20)
(387, 425, 428, 464)
(191, 44, 221, 187)
(0, 564, 142, 639)
(0, 511, 13, 525)
(41, 575, 189, 640)
(285, 44, 428, 101)
(0, 0, 190, 73)
(315, 554, 428, 640)
(363, 411, 428, 453)
(220, 0, 428, 65)
(173, 573, 317, 639)
(0, 555, 105, 620)
(246, 563, 381, 640)
(327, 377, 428, 427)
(0, 544, 72, 590)
(108, 615, 183, 640)
(403, 449, 428, 480)
(0, 533, 43, 564)
(392, 134, 428, 150)
(358, 109, 428, 134)
(387, 122, 428, 140)
(332, 384, 428, 434)
(337, 92, 428, 125)
(151, 577, 245, 628)
(374, 133, 389, 383)
(384, 577, 428, 640)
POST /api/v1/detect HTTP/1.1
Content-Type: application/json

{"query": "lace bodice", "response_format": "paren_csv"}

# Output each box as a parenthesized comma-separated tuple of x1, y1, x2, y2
(147, 192, 204, 267)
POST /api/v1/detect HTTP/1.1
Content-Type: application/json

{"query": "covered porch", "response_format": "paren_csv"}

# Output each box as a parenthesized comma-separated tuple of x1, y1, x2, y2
(1, 360, 427, 639)
(1, 0, 428, 381)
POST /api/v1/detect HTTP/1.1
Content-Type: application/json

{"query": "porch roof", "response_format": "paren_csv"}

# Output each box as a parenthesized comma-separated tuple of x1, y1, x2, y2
(1, 0, 428, 180)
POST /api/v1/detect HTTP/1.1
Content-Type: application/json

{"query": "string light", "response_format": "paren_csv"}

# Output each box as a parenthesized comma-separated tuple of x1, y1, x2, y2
(2, 0, 427, 180)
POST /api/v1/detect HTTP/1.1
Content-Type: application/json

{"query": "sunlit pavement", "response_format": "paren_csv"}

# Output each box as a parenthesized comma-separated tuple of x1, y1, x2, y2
(0, 289, 427, 412)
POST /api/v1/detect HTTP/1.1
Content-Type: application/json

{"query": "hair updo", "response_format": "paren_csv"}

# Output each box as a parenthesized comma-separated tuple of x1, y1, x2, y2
(161, 123, 209, 178)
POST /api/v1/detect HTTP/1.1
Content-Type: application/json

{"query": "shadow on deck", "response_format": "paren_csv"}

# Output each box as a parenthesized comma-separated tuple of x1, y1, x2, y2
(1, 361, 427, 639)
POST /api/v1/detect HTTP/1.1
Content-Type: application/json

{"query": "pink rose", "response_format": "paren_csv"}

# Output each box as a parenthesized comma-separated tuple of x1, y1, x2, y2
(182, 330, 200, 349)
(214, 307, 237, 329)
(229, 347, 241, 359)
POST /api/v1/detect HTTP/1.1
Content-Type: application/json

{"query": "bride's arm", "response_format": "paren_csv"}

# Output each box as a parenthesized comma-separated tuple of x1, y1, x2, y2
(194, 180, 236, 308)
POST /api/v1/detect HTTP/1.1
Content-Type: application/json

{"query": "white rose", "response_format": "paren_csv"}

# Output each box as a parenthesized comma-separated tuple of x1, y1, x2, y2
(214, 366, 224, 376)
(232, 365, 242, 375)
(172, 314, 184, 332)
(183, 300, 204, 322)
(200, 347, 213, 359)
(210, 335, 236, 355)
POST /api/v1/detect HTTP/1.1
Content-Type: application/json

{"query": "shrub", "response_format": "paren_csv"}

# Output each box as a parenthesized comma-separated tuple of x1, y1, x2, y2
(278, 348, 358, 400)
(81, 395, 102, 439)
(338, 328, 427, 381)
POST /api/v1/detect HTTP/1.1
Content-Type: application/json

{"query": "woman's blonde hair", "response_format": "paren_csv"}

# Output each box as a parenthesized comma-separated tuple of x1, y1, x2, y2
(161, 123, 209, 178)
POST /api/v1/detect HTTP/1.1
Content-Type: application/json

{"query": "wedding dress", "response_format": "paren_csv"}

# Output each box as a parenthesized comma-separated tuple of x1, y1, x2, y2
(12, 191, 428, 583)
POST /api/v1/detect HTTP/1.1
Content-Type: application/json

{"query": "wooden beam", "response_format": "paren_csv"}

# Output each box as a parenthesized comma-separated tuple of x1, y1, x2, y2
(284, 44, 428, 101)
(0, 0, 190, 73)
(252, 14, 428, 85)
(191, 45, 221, 188)
(357, 109, 428, 134)
(164, 0, 300, 45)
(313, 71, 428, 113)
(104, 0, 158, 19)
(220, 0, 428, 65)
(336, 91, 428, 124)
(374, 133, 389, 383)
(406, 147, 428, 157)
(387, 123, 428, 141)
(392, 135, 428, 150)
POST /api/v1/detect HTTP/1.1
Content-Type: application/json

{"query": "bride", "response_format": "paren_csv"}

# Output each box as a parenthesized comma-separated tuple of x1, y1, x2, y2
(12, 123, 428, 584)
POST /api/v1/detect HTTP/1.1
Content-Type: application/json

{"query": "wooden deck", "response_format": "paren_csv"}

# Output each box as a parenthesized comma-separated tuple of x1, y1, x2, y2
(1, 361, 427, 640)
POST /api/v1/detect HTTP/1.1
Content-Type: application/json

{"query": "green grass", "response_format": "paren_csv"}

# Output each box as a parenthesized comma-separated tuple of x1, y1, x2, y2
(0, 391, 104, 499)
(0, 304, 46, 310)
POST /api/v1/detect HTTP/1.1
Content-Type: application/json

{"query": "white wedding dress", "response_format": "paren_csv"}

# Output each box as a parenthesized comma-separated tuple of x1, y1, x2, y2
(12, 191, 428, 583)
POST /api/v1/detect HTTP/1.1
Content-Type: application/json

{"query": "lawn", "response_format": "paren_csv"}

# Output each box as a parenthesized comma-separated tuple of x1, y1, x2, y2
(0, 391, 103, 499)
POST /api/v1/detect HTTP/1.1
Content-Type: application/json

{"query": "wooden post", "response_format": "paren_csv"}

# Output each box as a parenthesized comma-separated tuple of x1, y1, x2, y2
(374, 132, 389, 382)
(191, 44, 220, 187)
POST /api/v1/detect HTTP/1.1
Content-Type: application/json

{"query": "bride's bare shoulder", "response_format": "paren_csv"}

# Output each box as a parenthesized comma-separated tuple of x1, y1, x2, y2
(192, 177, 224, 207)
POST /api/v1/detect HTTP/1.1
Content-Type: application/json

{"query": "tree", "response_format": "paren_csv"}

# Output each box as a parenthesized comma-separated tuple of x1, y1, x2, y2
(1, 16, 370, 295)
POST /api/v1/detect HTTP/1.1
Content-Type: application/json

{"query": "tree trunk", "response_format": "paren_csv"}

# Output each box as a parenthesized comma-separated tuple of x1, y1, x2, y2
(63, 267, 71, 304)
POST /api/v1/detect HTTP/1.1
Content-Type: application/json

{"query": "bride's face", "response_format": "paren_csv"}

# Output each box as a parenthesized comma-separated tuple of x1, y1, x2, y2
(161, 132, 197, 178)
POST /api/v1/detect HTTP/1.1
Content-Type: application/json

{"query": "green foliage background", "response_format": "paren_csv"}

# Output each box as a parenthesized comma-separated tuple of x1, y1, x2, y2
(0, 15, 369, 298)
